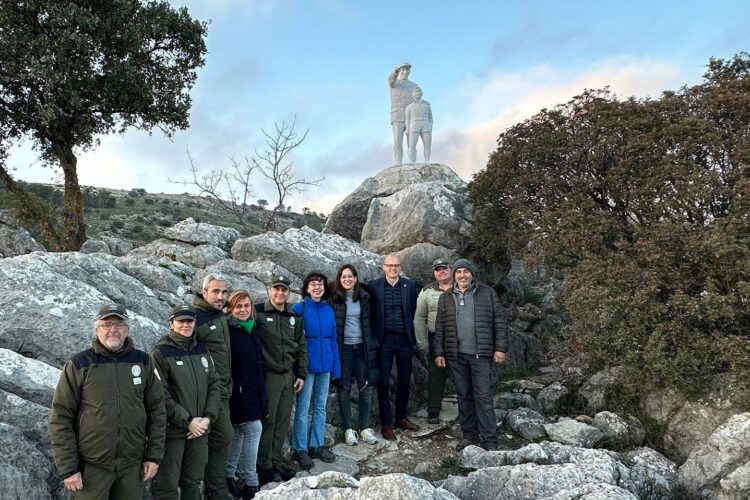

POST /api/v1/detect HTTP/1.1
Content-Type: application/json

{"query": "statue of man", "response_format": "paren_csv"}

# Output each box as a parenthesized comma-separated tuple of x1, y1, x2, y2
(405, 87, 432, 164)
(388, 63, 419, 165)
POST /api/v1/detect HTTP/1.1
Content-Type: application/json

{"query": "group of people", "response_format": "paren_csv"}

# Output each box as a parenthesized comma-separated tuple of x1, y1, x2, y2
(49, 255, 508, 499)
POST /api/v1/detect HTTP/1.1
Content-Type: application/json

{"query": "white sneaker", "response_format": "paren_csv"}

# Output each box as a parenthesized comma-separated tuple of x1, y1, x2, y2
(360, 428, 378, 445)
(345, 428, 359, 446)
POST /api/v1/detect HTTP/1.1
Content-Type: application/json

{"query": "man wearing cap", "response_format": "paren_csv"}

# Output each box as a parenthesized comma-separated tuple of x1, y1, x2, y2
(254, 274, 308, 483)
(434, 259, 508, 451)
(192, 274, 234, 499)
(366, 254, 420, 440)
(150, 304, 220, 500)
(414, 258, 453, 425)
(50, 304, 166, 499)
(388, 62, 419, 164)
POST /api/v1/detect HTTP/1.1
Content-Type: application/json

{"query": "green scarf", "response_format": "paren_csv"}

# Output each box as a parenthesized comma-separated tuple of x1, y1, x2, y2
(236, 318, 255, 334)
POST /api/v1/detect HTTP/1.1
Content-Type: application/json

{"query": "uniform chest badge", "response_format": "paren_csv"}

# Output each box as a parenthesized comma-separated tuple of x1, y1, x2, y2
(201, 356, 209, 372)
(131, 365, 141, 377)
(290, 317, 296, 326)
(133, 377, 142, 385)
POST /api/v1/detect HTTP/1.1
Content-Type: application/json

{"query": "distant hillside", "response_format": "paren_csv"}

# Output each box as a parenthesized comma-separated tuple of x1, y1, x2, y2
(0, 182, 326, 249)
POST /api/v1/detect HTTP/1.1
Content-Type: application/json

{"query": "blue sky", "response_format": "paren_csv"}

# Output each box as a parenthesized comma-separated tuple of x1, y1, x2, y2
(9, 0, 748, 214)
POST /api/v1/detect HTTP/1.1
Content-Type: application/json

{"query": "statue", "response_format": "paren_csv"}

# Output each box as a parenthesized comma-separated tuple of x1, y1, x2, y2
(405, 87, 432, 164)
(388, 63, 418, 165)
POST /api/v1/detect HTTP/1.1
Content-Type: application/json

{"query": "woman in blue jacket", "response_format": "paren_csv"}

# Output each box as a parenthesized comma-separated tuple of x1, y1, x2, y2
(225, 289, 267, 499)
(291, 272, 340, 469)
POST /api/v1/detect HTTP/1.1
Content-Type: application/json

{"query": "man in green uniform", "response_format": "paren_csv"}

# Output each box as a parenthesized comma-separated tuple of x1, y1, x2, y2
(50, 304, 166, 499)
(151, 304, 221, 500)
(255, 274, 307, 483)
(192, 274, 235, 499)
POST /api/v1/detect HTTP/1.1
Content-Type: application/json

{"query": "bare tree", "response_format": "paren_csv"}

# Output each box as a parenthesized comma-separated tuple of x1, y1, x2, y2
(254, 117, 323, 230)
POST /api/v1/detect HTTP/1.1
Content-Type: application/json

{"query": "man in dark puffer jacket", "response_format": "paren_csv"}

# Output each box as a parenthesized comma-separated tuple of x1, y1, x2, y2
(434, 259, 508, 451)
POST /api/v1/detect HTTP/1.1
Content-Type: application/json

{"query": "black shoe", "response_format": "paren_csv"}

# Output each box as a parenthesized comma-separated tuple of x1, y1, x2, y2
(242, 484, 260, 499)
(227, 477, 243, 498)
(427, 411, 440, 424)
(293, 449, 314, 470)
(457, 437, 480, 450)
(275, 464, 296, 481)
(309, 446, 336, 463)
(482, 442, 498, 451)
(260, 467, 282, 484)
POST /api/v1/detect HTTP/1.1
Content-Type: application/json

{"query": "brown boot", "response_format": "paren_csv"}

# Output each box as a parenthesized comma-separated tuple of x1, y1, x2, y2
(382, 426, 397, 440)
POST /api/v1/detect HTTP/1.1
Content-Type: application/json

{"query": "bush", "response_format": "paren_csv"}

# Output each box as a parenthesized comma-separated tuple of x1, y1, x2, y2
(469, 53, 750, 395)
(110, 220, 124, 231)
(144, 197, 154, 205)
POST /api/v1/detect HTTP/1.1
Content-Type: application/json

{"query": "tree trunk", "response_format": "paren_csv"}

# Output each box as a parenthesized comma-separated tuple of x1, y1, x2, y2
(0, 164, 61, 251)
(57, 147, 86, 251)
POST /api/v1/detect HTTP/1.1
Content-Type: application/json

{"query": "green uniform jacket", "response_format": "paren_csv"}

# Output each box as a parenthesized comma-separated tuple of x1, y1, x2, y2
(193, 294, 232, 400)
(150, 332, 221, 439)
(255, 300, 308, 380)
(49, 337, 166, 479)
(414, 281, 447, 350)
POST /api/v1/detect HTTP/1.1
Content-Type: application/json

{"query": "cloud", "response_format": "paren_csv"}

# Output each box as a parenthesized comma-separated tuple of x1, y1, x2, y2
(434, 56, 684, 182)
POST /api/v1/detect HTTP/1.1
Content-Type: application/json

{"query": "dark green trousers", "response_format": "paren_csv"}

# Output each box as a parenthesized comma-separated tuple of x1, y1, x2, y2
(258, 370, 294, 469)
(75, 461, 141, 500)
(426, 355, 448, 413)
(204, 399, 234, 499)
(155, 435, 208, 500)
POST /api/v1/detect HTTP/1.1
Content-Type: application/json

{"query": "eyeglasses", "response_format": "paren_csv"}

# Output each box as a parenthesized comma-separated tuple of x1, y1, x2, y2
(383, 264, 401, 268)
(99, 321, 127, 330)
(309, 282, 325, 288)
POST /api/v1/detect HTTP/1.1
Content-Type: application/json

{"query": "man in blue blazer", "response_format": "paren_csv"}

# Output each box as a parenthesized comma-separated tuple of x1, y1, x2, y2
(366, 254, 420, 440)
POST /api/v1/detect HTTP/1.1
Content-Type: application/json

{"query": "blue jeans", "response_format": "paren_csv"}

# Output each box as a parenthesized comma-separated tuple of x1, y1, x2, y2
(292, 372, 330, 450)
(225, 420, 262, 487)
(339, 343, 372, 430)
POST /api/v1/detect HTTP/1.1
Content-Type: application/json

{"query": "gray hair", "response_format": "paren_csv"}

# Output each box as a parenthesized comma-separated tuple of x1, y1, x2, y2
(202, 273, 229, 291)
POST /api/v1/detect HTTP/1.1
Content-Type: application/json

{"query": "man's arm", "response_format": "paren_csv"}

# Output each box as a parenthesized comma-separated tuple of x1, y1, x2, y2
(49, 360, 83, 480)
(143, 356, 166, 465)
(388, 68, 398, 87)
(414, 289, 429, 351)
(293, 313, 308, 385)
(434, 295, 447, 367)
(491, 288, 509, 355)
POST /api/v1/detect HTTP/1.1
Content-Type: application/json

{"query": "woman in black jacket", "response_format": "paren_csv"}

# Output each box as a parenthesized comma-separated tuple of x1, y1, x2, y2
(329, 264, 381, 446)
(225, 290, 267, 499)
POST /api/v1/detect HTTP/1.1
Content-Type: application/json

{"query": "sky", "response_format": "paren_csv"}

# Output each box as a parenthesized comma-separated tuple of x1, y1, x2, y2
(7, 0, 749, 214)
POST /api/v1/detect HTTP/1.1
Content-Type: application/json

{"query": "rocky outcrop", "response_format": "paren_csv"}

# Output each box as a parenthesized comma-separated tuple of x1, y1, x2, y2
(0, 423, 59, 500)
(80, 239, 111, 254)
(324, 163, 466, 242)
(127, 238, 228, 269)
(544, 419, 604, 448)
(0, 349, 60, 407)
(506, 407, 549, 440)
(164, 217, 240, 251)
(195, 259, 300, 303)
(232, 226, 382, 283)
(395, 242, 457, 288)
(0, 223, 45, 257)
(592, 411, 645, 449)
(0, 388, 52, 459)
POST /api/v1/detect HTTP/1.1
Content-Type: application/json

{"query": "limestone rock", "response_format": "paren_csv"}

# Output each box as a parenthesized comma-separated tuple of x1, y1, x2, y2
(80, 239, 111, 254)
(579, 367, 629, 414)
(395, 243, 458, 288)
(164, 218, 240, 251)
(542, 483, 638, 500)
(232, 227, 382, 284)
(494, 392, 542, 413)
(127, 238, 227, 269)
(621, 447, 678, 500)
(544, 419, 604, 448)
(678, 412, 750, 497)
(506, 407, 549, 440)
(97, 254, 189, 298)
(0, 348, 61, 407)
(719, 460, 750, 500)
(356, 473, 458, 500)
(324, 163, 466, 242)
(497, 331, 543, 377)
(537, 382, 570, 415)
(459, 443, 549, 469)
(0, 223, 45, 257)
(360, 181, 471, 255)
(195, 259, 300, 304)
(0, 388, 52, 458)
(592, 411, 645, 449)
(100, 236, 134, 256)
(0, 423, 57, 500)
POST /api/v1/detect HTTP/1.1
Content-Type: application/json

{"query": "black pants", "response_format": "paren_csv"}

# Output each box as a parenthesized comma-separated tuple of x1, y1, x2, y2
(426, 332, 448, 413)
(449, 352, 497, 447)
(377, 333, 413, 426)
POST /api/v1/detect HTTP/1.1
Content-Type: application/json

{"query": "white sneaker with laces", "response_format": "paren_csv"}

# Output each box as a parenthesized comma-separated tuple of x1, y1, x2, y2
(345, 428, 359, 446)
(360, 428, 378, 445)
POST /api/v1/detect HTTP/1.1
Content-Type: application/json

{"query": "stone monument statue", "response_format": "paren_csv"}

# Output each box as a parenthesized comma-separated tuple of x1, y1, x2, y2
(388, 63, 419, 165)
(405, 87, 432, 164)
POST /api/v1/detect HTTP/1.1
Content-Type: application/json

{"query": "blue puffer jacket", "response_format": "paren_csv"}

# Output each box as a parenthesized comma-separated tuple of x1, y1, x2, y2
(292, 297, 341, 378)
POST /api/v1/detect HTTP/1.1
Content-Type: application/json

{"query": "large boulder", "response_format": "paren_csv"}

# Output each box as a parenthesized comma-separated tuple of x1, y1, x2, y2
(544, 419, 604, 448)
(127, 238, 227, 269)
(0, 223, 45, 257)
(79, 239, 111, 254)
(0, 253, 167, 367)
(0, 388, 52, 459)
(678, 412, 750, 498)
(232, 226, 382, 284)
(537, 382, 570, 415)
(324, 163, 466, 242)
(621, 447, 678, 500)
(0, 423, 58, 500)
(0, 349, 60, 407)
(592, 411, 645, 449)
(360, 181, 471, 255)
(395, 242, 458, 288)
(195, 259, 301, 304)
(506, 407, 549, 440)
(164, 217, 240, 251)
(578, 366, 630, 414)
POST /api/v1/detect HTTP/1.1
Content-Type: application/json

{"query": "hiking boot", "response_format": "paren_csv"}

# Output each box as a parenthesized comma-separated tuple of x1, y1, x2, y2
(241, 484, 260, 499)
(360, 428, 379, 445)
(482, 442, 498, 451)
(345, 428, 359, 446)
(382, 426, 397, 440)
(293, 449, 314, 470)
(275, 464, 296, 481)
(457, 437, 480, 450)
(259, 467, 281, 484)
(227, 476, 243, 498)
(309, 446, 336, 463)
(427, 411, 440, 424)
(396, 418, 419, 431)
